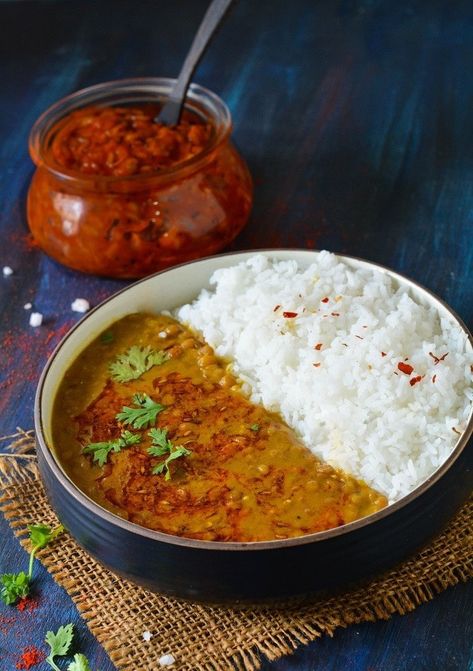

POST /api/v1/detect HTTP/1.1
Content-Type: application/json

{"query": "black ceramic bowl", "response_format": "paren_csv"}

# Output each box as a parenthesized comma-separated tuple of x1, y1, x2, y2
(35, 250, 473, 604)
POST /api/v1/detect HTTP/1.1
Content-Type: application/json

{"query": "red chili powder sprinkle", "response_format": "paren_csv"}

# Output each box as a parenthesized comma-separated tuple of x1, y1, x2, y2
(16, 646, 45, 669)
(283, 311, 298, 318)
(409, 375, 423, 387)
(429, 351, 449, 365)
(273, 305, 281, 312)
(17, 596, 39, 612)
(321, 297, 329, 303)
(432, 374, 437, 383)
(314, 343, 323, 350)
(398, 362, 414, 375)
(381, 352, 387, 357)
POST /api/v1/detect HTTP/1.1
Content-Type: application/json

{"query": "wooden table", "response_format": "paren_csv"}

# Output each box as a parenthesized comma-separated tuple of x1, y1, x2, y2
(1, 1, 472, 669)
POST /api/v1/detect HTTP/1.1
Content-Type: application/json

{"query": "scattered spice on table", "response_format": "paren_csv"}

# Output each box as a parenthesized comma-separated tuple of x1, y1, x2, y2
(16, 645, 45, 669)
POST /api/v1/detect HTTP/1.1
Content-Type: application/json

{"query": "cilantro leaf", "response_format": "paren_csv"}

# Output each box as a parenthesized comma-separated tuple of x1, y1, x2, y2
(68, 653, 93, 671)
(0, 523, 64, 605)
(29, 523, 64, 551)
(148, 428, 191, 480)
(100, 330, 114, 345)
(45, 623, 74, 671)
(109, 345, 168, 383)
(83, 430, 141, 467)
(116, 394, 165, 430)
(148, 427, 174, 456)
(0, 571, 30, 605)
(249, 423, 260, 432)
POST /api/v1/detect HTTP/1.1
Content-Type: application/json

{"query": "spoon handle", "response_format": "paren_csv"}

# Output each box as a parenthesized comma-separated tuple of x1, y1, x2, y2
(157, 0, 234, 125)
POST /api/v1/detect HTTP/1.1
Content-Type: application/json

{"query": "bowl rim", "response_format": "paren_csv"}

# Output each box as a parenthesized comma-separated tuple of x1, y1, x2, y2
(35, 248, 473, 551)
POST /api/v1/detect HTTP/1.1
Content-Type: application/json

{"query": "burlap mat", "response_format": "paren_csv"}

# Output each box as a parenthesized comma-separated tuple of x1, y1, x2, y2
(0, 430, 472, 671)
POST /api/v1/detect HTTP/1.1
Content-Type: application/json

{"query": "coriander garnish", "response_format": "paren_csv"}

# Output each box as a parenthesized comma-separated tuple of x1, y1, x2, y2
(83, 429, 141, 467)
(45, 623, 74, 671)
(116, 393, 165, 429)
(0, 524, 64, 605)
(67, 653, 94, 671)
(250, 423, 260, 432)
(100, 330, 114, 345)
(148, 428, 192, 480)
(109, 345, 168, 383)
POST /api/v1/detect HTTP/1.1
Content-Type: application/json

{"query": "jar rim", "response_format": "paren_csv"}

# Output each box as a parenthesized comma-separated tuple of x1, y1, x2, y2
(28, 77, 232, 187)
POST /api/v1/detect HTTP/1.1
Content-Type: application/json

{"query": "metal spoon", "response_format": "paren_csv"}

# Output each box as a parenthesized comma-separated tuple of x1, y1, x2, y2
(156, 0, 234, 125)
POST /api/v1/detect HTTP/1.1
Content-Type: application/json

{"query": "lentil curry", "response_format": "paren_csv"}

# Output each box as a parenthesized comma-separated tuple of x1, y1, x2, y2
(52, 314, 387, 542)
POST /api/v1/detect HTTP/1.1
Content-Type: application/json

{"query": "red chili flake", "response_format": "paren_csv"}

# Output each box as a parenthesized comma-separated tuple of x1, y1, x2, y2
(429, 351, 449, 365)
(452, 427, 461, 435)
(283, 311, 298, 318)
(409, 375, 423, 387)
(273, 305, 281, 312)
(398, 362, 414, 375)
(314, 343, 323, 350)
(331, 312, 340, 317)
(432, 374, 437, 383)
(321, 297, 329, 303)
(355, 335, 364, 340)
(312, 363, 321, 368)
(17, 596, 39, 612)
(381, 352, 387, 357)
(16, 646, 45, 669)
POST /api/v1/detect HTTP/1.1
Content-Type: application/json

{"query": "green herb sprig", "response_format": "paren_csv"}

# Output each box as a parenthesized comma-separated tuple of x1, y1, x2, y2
(45, 623, 74, 671)
(109, 345, 168, 383)
(116, 393, 165, 429)
(0, 524, 64, 605)
(148, 428, 192, 480)
(83, 430, 141, 467)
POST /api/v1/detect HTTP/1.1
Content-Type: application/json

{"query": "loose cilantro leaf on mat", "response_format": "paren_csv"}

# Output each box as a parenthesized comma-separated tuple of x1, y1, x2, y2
(0, 571, 30, 605)
(0, 523, 64, 605)
(148, 428, 191, 480)
(109, 345, 168, 383)
(45, 623, 74, 671)
(116, 394, 165, 429)
(68, 653, 93, 671)
(83, 430, 141, 467)
(29, 523, 63, 550)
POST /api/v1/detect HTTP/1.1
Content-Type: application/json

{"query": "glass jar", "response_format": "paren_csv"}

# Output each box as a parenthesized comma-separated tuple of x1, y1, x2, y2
(27, 78, 253, 278)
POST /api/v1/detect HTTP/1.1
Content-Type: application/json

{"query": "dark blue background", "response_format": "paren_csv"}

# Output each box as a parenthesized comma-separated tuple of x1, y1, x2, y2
(0, 1, 472, 669)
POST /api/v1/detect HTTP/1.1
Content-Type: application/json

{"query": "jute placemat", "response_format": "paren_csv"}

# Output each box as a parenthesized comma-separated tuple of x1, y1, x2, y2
(0, 430, 472, 671)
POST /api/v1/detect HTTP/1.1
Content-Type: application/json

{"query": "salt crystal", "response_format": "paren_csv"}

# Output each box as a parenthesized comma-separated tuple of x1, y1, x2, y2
(71, 298, 90, 313)
(2, 266, 13, 276)
(29, 312, 43, 327)
(24, 303, 32, 310)
(159, 654, 176, 667)
(142, 630, 152, 642)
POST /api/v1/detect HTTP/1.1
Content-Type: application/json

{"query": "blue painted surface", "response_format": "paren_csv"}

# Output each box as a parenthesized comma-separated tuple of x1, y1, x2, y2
(0, 0, 472, 669)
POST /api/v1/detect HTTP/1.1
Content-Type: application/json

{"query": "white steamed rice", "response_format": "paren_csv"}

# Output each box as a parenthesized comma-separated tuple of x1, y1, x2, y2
(176, 253, 473, 502)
